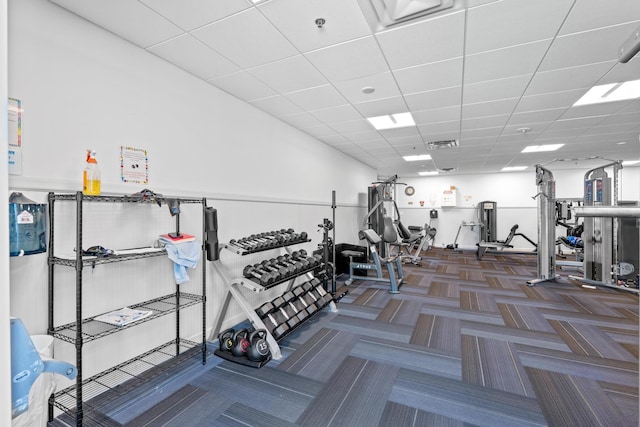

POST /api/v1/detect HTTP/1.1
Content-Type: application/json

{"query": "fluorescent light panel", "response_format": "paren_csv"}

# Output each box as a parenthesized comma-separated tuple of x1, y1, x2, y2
(418, 171, 438, 176)
(403, 154, 432, 161)
(622, 160, 640, 165)
(574, 79, 640, 106)
(521, 144, 564, 153)
(502, 166, 527, 171)
(367, 112, 415, 130)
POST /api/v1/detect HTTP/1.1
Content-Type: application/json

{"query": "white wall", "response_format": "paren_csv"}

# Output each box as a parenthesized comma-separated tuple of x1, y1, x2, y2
(396, 166, 640, 250)
(7, 0, 375, 382)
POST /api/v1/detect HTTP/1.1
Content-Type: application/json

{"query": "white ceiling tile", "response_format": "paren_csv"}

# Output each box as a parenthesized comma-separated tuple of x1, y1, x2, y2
(464, 40, 551, 84)
(285, 85, 348, 111)
(461, 127, 502, 139)
(353, 96, 409, 117)
(305, 36, 389, 82)
(50, 0, 183, 47)
(514, 89, 586, 113)
(328, 119, 374, 134)
(303, 125, 340, 138)
(560, 101, 633, 120)
(546, 115, 608, 132)
(250, 95, 303, 117)
(463, 74, 531, 104)
(140, 0, 251, 31)
(461, 114, 510, 130)
(393, 57, 463, 95)
(191, 8, 297, 68)
(463, 98, 518, 118)
(310, 104, 364, 123)
(525, 61, 616, 96)
(258, 0, 371, 52)
(597, 111, 640, 127)
(507, 109, 566, 126)
(248, 55, 328, 94)
(412, 106, 461, 125)
(376, 10, 465, 69)
(466, 0, 573, 54)
(405, 86, 462, 111)
(417, 120, 459, 135)
(559, 0, 640, 35)
(420, 131, 461, 144)
(344, 130, 385, 143)
(600, 56, 640, 85)
(209, 70, 277, 101)
(279, 112, 324, 129)
(379, 126, 422, 139)
(334, 72, 402, 104)
(540, 22, 639, 72)
(147, 34, 239, 80)
(318, 134, 352, 145)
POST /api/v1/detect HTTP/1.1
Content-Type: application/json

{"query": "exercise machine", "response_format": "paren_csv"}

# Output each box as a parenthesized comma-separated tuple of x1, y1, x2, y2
(568, 161, 639, 294)
(344, 229, 405, 293)
(476, 201, 536, 260)
(527, 165, 559, 285)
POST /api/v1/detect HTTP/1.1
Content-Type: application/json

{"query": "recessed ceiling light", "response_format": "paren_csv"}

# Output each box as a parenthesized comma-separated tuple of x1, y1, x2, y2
(502, 166, 527, 171)
(516, 127, 531, 134)
(573, 79, 640, 106)
(362, 86, 375, 94)
(367, 112, 415, 130)
(418, 171, 438, 176)
(521, 144, 564, 153)
(617, 141, 628, 145)
(622, 160, 640, 165)
(403, 154, 432, 162)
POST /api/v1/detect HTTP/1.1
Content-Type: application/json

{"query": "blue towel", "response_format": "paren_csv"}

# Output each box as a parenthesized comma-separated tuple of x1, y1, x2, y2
(164, 240, 201, 284)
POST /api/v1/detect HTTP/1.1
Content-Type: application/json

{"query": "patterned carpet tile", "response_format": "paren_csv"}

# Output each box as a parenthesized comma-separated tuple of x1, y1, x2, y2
(378, 401, 471, 427)
(389, 368, 547, 427)
(214, 402, 297, 427)
(515, 344, 639, 388)
(296, 356, 399, 427)
(525, 366, 634, 427)
(410, 313, 461, 355)
(276, 327, 359, 381)
(498, 303, 557, 333)
(350, 335, 461, 380)
(459, 290, 500, 313)
(191, 362, 322, 423)
(420, 303, 505, 326)
(376, 298, 424, 326)
(548, 319, 638, 362)
(460, 321, 570, 352)
(461, 335, 535, 397)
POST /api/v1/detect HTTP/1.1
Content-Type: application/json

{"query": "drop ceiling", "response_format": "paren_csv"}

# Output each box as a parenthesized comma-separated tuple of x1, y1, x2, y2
(48, 0, 640, 177)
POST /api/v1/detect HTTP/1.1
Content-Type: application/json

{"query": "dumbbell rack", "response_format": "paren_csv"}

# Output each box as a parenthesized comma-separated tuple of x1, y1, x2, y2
(210, 231, 333, 361)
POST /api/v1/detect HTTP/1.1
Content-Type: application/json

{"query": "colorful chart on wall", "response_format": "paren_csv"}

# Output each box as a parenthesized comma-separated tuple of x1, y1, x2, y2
(8, 98, 22, 175)
(120, 146, 149, 184)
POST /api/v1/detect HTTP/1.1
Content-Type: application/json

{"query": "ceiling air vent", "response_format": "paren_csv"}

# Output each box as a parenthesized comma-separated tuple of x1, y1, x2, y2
(439, 167, 457, 172)
(358, 0, 456, 31)
(426, 139, 459, 150)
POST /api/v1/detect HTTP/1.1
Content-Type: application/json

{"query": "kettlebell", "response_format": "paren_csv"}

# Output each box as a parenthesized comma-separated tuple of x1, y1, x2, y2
(218, 328, 235, 352)
(231, 329, 250, 357)
(246, 329, 270, 362)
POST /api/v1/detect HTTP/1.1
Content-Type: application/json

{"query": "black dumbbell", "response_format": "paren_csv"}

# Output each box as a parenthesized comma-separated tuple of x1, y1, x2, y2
(262, 312, 289, 339)
(262, 259, 294, 278)
(252, 263, 283, 282)
(274, 255, 304, 274)
(277, 304, 302, 329)
(300, 289, 322, 310)
(256, 301, 274, 318)
(229, 239, 256, 251)
(243, 265, 275, 286)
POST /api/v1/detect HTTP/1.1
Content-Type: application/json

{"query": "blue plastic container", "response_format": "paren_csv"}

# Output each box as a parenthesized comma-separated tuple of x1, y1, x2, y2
(9, 193, 46, 257)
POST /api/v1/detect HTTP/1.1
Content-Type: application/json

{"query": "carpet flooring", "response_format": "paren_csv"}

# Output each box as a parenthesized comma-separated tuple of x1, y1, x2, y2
(50, 248, 639, 426)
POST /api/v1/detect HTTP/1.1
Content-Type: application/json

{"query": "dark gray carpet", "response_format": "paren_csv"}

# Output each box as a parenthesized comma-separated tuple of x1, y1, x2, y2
(50, 248, 639, 426)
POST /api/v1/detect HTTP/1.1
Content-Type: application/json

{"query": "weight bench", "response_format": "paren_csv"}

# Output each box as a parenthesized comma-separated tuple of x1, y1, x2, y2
(477, 224, 537, 260)
(343, 229, 405, 293)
